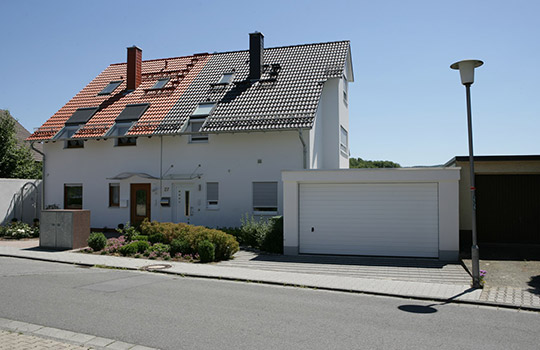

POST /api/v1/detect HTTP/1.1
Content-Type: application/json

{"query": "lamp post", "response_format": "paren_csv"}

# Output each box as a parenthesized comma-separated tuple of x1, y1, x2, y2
(450, 59, 483, 288)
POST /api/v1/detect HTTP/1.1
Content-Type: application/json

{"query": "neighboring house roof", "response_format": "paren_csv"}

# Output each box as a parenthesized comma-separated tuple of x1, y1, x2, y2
(444, 155, 540, 167)
(28, 37, 351, 141)
(2, 111, 43, 161)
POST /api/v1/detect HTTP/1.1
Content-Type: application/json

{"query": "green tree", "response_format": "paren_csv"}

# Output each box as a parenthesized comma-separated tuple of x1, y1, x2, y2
(349, 157, 401, 169)
(0, 110, 42, 179)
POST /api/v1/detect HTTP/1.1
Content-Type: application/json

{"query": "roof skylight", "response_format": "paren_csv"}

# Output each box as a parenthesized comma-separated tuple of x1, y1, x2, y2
(116, 103, 150, 122)
(192, 103, 216, 116)
(65, 107, 99, 126)
(151, 78, 170, 90)
(98, 81, 123, 95)
(217, 73, 234, 84)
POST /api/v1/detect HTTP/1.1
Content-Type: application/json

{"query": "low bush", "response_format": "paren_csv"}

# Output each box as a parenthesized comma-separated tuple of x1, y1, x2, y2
(117, 222, 139, 242)
(119, 242, 138, 256)
(0, 222, 39, 239)
(148, 232, 166, 245)
(134, 240, 150, 254)
(218, 227, 244, 245)
(170, 239, 193, 256)
(134, 235, 148, 241)
(145, 242, 171, 259)
(198, 240, 215, 263)
(240, 214, 270, 248)
(88, 232, 107, 251)
(261, 216, 283, 254)
(140, 219, 238, 261)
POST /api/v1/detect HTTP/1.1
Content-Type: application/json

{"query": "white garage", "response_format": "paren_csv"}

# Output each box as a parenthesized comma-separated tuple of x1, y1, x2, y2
(283, 168, 461, 260)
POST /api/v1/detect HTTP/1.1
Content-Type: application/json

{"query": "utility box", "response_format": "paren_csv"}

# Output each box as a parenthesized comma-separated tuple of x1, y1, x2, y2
(40, 210, 91, 250)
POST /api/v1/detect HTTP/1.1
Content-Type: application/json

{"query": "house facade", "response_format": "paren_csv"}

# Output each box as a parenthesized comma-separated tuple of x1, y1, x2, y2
(29, 33, 353, 229)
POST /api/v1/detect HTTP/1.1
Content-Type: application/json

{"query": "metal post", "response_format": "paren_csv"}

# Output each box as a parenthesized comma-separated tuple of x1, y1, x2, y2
(465, 83, 481, 288)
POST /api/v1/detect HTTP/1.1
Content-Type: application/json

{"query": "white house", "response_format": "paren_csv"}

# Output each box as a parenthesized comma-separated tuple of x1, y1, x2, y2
(28, 33, 354, 229)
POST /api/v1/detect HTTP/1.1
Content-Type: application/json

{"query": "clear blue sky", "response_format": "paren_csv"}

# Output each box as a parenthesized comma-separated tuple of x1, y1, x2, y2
(1, 0, 538, 166)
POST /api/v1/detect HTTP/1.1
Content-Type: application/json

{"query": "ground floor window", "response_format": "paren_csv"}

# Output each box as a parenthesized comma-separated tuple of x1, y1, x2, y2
(206, 182, 219, 208)
(253, 182, 278, 213)
(64, 184, 82, 209)
(109, 183, 120, 207)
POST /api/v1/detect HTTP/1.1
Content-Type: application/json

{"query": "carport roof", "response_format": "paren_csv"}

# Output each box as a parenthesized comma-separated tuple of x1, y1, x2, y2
(445, 155, 540, 167)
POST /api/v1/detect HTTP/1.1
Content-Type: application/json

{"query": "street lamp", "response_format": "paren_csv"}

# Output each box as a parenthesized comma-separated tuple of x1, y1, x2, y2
(450, 59, 483, 288)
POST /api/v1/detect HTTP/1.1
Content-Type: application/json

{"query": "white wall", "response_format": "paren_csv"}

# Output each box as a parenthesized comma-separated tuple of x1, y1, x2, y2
(282, 168, 461, 260)
(43, 131, 304, 229)
(0, 178, 41, 225)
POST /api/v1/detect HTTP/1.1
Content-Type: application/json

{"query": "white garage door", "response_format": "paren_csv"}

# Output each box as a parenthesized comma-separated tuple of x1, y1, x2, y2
(299, 183, 439, 257)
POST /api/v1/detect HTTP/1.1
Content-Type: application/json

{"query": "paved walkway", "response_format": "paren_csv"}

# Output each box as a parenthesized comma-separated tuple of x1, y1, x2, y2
(0, 241, 538, 311)
(0, 317, 156, 350)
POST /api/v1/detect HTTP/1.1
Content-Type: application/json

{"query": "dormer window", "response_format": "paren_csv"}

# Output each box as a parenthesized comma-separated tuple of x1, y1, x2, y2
(54, 107, 99, 149)
(150, 77, 170, 90)
(98, 81, 123, 95)
(217, 73, 234, 85)
(106, 103, 150, 147)
(188, 102, 215, 143)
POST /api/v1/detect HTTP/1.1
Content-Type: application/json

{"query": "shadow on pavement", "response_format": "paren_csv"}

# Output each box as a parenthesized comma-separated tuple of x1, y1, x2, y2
(397, 288, 478, 314)
(250, 253, 456, 269)
(528, 275, 540, 295)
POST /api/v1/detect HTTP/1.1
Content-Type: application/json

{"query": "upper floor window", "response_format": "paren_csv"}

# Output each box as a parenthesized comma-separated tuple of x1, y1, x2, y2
(343, 77, 348, 105)
(189, 103, 215, 143)
(217, 73, 234, 85)
(98, 81, 123, 95)
(340, 126, 348, 154)
(206, 182, 219, 209)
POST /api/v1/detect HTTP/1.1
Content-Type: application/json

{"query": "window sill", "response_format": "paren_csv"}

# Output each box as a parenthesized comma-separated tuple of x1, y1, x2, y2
(206, 206, 220, 211)
(253, 210, 278, 216)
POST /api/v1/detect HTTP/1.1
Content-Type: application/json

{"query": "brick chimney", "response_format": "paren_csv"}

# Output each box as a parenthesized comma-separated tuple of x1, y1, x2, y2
(126, 46, 142, 91)
(249, 32, 264, 81)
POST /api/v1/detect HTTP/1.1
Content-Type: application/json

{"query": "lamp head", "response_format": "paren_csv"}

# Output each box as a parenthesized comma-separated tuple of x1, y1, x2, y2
(450, 59, 483, 85)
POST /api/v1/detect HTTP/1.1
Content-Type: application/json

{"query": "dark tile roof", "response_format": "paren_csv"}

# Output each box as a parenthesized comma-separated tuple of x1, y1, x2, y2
(28, 40, 350, 141)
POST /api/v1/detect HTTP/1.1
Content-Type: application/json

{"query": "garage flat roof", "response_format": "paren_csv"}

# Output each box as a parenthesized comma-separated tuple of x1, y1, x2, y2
(445, 155, 540, 167)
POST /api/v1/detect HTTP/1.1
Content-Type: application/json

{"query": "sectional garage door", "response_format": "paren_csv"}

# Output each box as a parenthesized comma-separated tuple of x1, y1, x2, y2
(299, 183, 439, 257)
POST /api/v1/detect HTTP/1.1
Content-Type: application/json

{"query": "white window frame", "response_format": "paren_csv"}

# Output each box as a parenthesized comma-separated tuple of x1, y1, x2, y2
(343, 76, 348, 106)
(189, 118, 208, 143)
(206, 182, 219, 209)
(252, 182, 278, 215)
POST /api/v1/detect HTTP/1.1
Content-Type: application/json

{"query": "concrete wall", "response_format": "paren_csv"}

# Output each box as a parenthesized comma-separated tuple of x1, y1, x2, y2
(282, 168, 461, 260)
(0, 178, 42, 225)
(450, 160, 540, 230)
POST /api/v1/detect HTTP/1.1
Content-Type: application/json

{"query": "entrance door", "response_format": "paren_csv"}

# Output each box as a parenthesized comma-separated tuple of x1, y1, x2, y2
(130, 183, 151, 226)
(173, 183, 195, 224)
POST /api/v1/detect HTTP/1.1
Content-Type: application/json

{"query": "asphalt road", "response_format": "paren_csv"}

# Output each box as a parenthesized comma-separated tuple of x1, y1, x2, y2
(0, 257, 538, 350)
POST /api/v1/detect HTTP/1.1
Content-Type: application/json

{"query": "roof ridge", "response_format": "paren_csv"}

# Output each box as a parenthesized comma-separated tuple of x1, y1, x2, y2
(109, 40, 350, 66)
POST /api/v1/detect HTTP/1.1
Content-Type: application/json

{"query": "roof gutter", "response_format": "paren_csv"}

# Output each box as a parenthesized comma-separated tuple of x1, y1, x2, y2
(298, 129, 307, 169)
(30, 142, 45, 212)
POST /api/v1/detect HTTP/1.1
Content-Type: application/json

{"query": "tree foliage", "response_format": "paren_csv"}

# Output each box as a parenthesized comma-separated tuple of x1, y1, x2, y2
(349, 157, 401, 169)
(0, 110, 42, 179)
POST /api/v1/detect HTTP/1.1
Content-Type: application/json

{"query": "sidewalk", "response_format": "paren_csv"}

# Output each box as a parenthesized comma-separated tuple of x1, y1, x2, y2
(0, 240, 538, 311)
(0, 317, 156, 350)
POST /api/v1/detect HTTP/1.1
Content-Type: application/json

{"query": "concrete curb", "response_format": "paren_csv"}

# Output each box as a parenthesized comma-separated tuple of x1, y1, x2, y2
(0, 317, 158, 350)
(1, 250, 538, 313)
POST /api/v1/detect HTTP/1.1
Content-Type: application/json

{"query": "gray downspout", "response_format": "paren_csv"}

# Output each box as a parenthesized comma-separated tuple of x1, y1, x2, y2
(298, 129, 307, 169)
(30, 142, 45, 212)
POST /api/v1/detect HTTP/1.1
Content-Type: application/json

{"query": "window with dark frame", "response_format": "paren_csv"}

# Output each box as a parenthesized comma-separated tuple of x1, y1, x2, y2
(343, 77, 348, 105)
(64, 184, 82, 209)
(150, 77, 170, 90)
(189, 102, 214, 143)
(252, 182, 278, 213)
(109, 183, 120, 207)
(98, 81, 123, 95)
(206, 182, 219, 208)
(340, 126, 348, 153)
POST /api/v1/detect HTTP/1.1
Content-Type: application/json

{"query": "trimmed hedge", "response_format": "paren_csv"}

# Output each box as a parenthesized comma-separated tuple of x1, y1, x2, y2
(198, 240, 215, 263)
(140, 219, 239, 261)
(170, 239, 193, 256)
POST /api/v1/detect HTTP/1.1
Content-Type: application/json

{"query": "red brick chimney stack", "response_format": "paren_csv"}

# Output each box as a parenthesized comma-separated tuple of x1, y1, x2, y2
(126, 46, 142, 91)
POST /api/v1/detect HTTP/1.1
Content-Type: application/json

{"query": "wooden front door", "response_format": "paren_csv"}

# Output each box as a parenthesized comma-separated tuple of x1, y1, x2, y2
(130, 184, 151, 226)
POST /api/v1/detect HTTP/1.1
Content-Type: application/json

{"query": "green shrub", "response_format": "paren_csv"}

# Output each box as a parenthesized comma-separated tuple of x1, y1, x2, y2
(140, 220, 239, 261)
(88, 232, 107, 251)
(117, 222, 139, 242)
(2, 222, 38, 239)
(119, 242, 138, 256)
(218, 227, 244, 245)
(261, 216, 283, 254)
(240, 214, 271, 248)
(134, 235, 148, 241)
(148, 232, 166, 245)
(198, 240, 215, 263)
(170, 239, 193, 256)
(134, 240, 150, 254)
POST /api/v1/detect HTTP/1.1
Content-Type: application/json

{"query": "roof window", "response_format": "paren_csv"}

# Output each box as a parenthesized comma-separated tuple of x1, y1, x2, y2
(217, 73, 234, 85)
(105, 122, 137, 147)
(65, 107, 98, 126)
(116, 103, 150, 122)
(150, 77, 170, 90)
(192, 103, 216, 116)
(98, 81, 123, 95)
